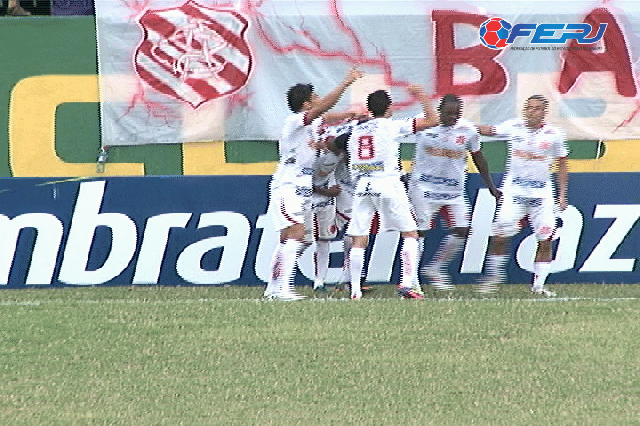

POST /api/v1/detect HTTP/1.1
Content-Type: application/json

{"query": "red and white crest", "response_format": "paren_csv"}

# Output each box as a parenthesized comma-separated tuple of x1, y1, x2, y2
(135, 0, 252, 108)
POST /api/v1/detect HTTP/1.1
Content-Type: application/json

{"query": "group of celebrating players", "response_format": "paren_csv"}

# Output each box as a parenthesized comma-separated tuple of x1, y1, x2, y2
(263, 67, 569, 301)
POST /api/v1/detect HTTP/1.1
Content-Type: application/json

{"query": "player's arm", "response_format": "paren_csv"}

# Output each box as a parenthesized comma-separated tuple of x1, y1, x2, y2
(476, 125, 497, 136)
(313, 184, 341, 197)
(406, 85, 439, 130)
(305, 68, 363, 125)
(555, 156, 569, 211)
(322, 111, 358, 126)
(470, 150, 501, 200)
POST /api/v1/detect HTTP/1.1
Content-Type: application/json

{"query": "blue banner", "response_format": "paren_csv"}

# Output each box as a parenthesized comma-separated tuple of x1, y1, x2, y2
(0, 174, 639, 288)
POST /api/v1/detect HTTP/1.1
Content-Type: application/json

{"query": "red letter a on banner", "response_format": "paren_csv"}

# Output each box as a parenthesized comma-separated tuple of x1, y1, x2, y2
(558, 8, 637, 97)
(432, 10, 507, 95)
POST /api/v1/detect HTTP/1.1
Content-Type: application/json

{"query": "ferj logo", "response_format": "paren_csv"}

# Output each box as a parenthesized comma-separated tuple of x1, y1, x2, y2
(479, 17, 608, 50)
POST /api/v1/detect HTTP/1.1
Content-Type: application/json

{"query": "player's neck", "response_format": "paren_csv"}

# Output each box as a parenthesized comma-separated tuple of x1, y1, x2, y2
(526, 121, 545, 130)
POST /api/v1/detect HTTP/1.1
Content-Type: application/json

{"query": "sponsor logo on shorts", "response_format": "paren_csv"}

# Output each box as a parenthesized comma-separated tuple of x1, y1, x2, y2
(513, 177, 547, 188)
(514, 196, 543, 207)
(419, 174, 460, 187)
(423, 191, 461, 200)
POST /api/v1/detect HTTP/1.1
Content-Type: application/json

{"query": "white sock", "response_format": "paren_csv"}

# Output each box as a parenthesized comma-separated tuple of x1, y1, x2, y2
(533, 261, 551, 289)
(417, 236, 425, 260)
(414, 236, 425, 288)
(279, 239, 301, 293)
(486, 254, 508, 278)
(430, 234, 464, 269)
(349, 247, 365, 296)
(338, 237, 352, 283)
(400, 237, 419, 288)
(341, 235, 353, 282)
(314, 241, 331, 286)
(265, 242, 284, 295)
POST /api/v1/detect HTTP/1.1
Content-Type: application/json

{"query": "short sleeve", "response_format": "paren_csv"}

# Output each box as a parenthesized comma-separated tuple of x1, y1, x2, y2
(493, 119, 516, 138)
(553, 129, 569, 158)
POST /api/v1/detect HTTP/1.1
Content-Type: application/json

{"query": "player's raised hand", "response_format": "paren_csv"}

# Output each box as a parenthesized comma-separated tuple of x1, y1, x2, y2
(406, 85, 427, 99)
(408, 85, 438, 129)
(343, 67, 363, 85)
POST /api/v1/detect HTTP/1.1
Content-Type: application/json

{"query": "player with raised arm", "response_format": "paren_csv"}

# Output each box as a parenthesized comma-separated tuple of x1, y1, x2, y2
(344, 86, 439, 300)
(476, 95, 569, 296)
(264, 67, 362, 301)
(409, 94, 500, 293)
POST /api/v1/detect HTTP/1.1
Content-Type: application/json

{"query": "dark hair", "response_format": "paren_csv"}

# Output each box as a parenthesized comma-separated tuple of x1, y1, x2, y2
(526, 95, 548, 108)
(333, 132, 351, 152)
(438, 94, 462, 111)
(367, 90, 392, 117)
(287, 83, 314, 113)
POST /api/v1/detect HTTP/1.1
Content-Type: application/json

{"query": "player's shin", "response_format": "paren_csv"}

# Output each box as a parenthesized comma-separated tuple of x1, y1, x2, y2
(349, 247, 365, 298)
(533, 261, 551, 289)
(400, 237, 419, 288)
(279, 239, 302, 295)
(431, 234, 464, 270)
(485, 253, 508, 282)
(314, 240, 331, 289)
(338, 236, 352, 284)
(265, 242, 284, 297)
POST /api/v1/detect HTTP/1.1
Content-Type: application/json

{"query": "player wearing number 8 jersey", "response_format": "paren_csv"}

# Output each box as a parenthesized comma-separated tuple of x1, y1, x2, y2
(476, 95, 569, 296)
(345, 86, 439, 299)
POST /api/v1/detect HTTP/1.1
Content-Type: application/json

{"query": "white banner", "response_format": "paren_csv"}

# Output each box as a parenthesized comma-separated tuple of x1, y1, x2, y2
(95, 0, 640, 146)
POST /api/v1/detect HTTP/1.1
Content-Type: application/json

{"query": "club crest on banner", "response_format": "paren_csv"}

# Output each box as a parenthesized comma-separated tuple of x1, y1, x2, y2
(134, 0, 252, 109)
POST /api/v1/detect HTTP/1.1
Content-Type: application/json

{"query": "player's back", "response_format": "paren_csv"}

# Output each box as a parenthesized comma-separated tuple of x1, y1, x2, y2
(348, 117, 405, 181)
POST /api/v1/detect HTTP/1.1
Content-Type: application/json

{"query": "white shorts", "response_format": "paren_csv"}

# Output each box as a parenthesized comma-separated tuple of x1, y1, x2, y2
(409, 185, 470, 230)
(270, 183, 313, 240)
(492, 192, 556, 241)
(347, 177, 417, 236)
(313, 197, 339, 240)
(335, 187, 353, 230)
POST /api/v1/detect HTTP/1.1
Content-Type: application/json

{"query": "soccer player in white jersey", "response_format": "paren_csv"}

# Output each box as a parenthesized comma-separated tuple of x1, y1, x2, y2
(264, 68, 362, 301)
(345, 86, 439, 299)
(476, 95, 569, 296)
(409, 94, 500, 293)
(311, 120, 357, 291)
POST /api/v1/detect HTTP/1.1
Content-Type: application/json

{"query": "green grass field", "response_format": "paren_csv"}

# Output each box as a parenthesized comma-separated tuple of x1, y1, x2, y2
(1, 284, 639, 425)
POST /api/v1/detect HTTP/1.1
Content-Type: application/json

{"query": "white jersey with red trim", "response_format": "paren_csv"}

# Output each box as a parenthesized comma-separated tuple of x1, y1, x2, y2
(272, 112, 322, 192)
(410, 118, 480, 199)
(316, 119, 357, 145)
(496, 119, 568, 198)
(312, 150, 340, 206)
(347, 117, 416, 181)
